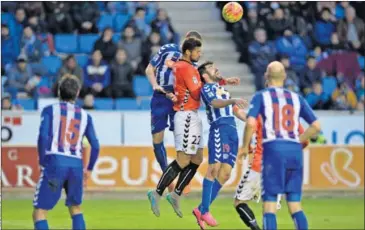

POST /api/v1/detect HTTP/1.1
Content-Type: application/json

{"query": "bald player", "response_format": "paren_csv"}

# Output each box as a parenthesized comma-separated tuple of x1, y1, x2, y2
(238, 61, 321, 230)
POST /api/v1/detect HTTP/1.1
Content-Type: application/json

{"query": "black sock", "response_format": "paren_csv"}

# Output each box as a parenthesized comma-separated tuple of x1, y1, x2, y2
(236, 203, 260, 230)
(156, 160, 182, 196)
(174, 162, 199, 196)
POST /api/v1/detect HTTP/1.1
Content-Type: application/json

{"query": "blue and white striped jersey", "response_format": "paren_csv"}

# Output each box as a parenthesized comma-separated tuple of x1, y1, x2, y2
(150, 43, 181, 87)
(247, 87, 317, 144)
(38, 102, 97, 159)
(201, 83, 236, 126)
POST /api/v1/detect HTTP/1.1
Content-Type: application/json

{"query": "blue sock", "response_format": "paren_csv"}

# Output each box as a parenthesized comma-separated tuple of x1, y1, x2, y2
(292, 211, 308, 230)
(198, 178, 214, 214)
(153, 142, 168, 171)
(210, 179, 222, 204)
(72, 213, 86, 230)
(35, 220, 49, 230)
(263, 213, 277, 230)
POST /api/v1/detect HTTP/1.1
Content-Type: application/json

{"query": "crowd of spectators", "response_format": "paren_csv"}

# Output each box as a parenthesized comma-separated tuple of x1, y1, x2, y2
(218, 1, 365, 111)
(1, 2, 178, 110)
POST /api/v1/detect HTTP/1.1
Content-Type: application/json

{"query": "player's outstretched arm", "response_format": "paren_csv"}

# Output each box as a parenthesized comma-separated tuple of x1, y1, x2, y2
(84, 115, 100, 172)
(37, 107, 51, 167)
(219, 77, 240, 86)
(233, 105, 247, 121)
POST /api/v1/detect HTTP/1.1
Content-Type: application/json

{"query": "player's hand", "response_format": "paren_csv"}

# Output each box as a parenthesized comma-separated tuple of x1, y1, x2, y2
(237, 146, 249, 164)
(166, 92, 177, 103)
(233, 98, 249, 109)
(153, 84, 166, 94)
(83, 169, 91, 186)
(225, 77, 240, 86)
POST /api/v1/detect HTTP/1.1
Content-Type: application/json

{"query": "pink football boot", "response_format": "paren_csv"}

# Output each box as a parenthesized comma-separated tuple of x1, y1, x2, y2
(192, 208, 205, 230)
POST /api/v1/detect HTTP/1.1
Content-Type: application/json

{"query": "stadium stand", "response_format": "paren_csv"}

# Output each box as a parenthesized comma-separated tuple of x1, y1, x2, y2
(1, 2, 364, 112)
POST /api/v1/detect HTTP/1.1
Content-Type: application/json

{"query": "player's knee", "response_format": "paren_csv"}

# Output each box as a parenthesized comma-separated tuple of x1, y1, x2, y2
(287, 202, 302, 215)
(233, 199, 247, 208)
(33, 208, 47, 221)
(152, 131, 164, 144)
(191, 149, 203, 165)
(217, 169, 231, 184)
(69, 205, 82, 216)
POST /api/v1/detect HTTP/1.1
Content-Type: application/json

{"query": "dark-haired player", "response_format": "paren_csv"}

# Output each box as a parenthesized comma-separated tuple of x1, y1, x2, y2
(147, 38, 205, 218)
(32, 75, 100, 230)
(145, 31, 240, 194)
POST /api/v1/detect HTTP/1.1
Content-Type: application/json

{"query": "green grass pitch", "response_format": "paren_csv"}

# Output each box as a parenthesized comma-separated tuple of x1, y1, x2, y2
(2, 197, 364, 229)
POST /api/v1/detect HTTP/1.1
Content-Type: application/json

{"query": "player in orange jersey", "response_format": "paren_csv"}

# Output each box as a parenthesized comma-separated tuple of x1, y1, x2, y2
(147, 38, 204, 218)
(233, 116, 308, 230)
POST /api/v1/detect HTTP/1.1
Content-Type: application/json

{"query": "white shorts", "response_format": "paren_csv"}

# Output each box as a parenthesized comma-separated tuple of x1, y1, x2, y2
(234, 168, 261, 201)
(174, 111, 204, 155)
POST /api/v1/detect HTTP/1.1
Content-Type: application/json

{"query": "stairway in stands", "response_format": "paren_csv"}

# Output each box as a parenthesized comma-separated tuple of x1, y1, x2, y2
(159, 1, 255, 98)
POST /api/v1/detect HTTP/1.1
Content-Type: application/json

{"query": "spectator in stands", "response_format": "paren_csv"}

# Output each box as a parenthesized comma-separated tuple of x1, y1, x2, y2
(267, 7, 292, 40)
(127, 7, 151, 39)
(27, 14, 48, 34)
(140, 32, 162, 71)
(20, 25, 44, 64)
(151, 8, 178, 44)
(6, 55, 38, 98)
(232, 7, 266, 63)
(13, 7, 27, 39)
(82, 94, 95, 110)
(83, 50, 112, 98)
(335, 2, 350, 20)
(44, 2, 74, 34)
(306, 81, 331, 110)
(248, 28, 277, 91)
(1, 2, 17, 14)
(1, 24, 19, 69)
(55, 55, 84, 96)
(93, 27, 117, 64)
(18, 2, 45, 20)
(356, 75, 364, 110)
(110, 48, 135, 98)
(328, 32, 346, 53)
(118, 26, 142, 71)
(2, 67, 8, 97)
(276, 28, 308, 72)
(337, 6, 365, 53)
(314, 8, 336, 48)
(288, 9, 312, 49)
(71, 2, 100, 34)
(280, 55, 300, 92)
(300, 55, 322, 95)
(332, 81, 358, 110)
(1, 94, 13, 110)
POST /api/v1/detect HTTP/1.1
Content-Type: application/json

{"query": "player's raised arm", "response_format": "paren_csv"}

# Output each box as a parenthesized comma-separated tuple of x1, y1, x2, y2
(298, 95, 321, 143)
(233, 105, 247, 122)
(84, 114, 100, 171)
(37, 106, 52, 167)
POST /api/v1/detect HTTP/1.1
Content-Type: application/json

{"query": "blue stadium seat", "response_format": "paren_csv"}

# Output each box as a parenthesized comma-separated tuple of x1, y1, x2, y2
(322, 76, 337, 96)
(115, 98, 139, 110)
(140, 99, 151, 110)
(114, 14, 131, 32)
(79, 34, 100, 54)
(97, 14, 114, 31)
(133, 76, 153, 97)
(16, 99, 35, 110)
(54, 34, 78, 53)
(41, 56, 62, 76)
(94, 98, 114, 110)
(145, 13, 156, 24)
(75, 54, 89, 67)
(112, 34, 121, 43)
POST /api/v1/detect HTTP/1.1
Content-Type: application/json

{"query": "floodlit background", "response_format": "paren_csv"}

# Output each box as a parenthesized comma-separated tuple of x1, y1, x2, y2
(1, 1, 364, 229)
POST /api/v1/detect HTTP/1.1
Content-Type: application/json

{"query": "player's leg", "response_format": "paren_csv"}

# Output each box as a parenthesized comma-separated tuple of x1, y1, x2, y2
(33, 167, 66, 230)
(286, 168, 308, 230)
(65, 167, 85, 230)
(262, 150, 285, 230)
(151, 96, 171, 172)
(233, 168, 261, 230)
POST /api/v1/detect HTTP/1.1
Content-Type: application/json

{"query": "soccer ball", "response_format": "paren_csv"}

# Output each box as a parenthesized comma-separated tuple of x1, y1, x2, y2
(222, 2, 243, 23)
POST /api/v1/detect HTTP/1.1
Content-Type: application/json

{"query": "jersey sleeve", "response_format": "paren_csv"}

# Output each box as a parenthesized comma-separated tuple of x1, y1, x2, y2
(247, 93, 263, 118)
(84, 114, 100, 171)
(200, 84, 217, 105)
(37, 106, 52, 167)
(299, 95, 318, 125)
